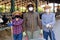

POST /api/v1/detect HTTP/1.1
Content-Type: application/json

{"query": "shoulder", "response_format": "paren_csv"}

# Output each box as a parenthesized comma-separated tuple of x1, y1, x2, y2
(12, 19, 15, 22)
(34, 12, 39, 16)
(12, 19, 15, 21)
(50, 13, 55, 16)
(19, 19, 24, 23)
(23, 13, 26, 16)
(20, 19, 23, 21)
(42, 13, 46, 17)
(35, 12, 39, 14)
(23, 13, 28, 17)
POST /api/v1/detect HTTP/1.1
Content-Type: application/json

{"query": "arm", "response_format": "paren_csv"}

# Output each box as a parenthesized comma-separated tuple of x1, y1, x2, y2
(23, 14, 27, 32)
(8, 21, 13, 27)
(42, 15, 46, 26)
(12, 19, 23, 26)
(37, 13, 43, 34)
(12, 20, 20, 26)
(37, 13, 42, 29)
(49, 14, 56, 26)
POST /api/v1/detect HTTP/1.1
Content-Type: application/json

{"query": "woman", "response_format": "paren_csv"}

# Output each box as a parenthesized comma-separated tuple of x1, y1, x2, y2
(12, 11, 23, 40)
(42, 5, 56, 40)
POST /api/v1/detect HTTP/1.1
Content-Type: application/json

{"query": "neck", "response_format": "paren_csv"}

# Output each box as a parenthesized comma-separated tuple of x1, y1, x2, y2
(29, 11, 34, 13)
(16, 18, 19, 21)
(46, 13, 50, 15)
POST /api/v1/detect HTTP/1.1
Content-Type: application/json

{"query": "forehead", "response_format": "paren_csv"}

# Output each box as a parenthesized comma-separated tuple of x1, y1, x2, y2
(28, 6, 34, 8)
(27, 4, 34, 8)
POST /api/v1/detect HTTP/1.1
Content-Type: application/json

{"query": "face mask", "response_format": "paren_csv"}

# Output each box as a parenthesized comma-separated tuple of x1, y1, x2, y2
(15, 15, 20, 18)
(28, 7, 33, 11)
(45, 9, 50, 13)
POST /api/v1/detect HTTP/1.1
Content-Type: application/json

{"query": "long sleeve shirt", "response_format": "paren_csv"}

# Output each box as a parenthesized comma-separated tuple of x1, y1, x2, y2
(23, 12, 42, 31)
(12, 18, 23, 34)
(42, 13, 56, 32)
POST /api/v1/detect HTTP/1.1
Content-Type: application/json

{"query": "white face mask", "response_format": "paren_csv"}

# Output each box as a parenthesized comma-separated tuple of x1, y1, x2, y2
(28, 7, 33, 11)
(45, 9, 50, 13)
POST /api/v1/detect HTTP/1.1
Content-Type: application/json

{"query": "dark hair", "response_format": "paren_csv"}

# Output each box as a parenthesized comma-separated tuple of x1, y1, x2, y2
(27, 4, 34, 8)
(3, 15, 6, 17)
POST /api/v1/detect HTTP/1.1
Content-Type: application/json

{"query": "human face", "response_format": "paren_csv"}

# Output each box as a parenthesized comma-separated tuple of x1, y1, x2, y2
(45, 9, 50, 13)
(28, 7, 34, 11)
(15, 15, 20, 21)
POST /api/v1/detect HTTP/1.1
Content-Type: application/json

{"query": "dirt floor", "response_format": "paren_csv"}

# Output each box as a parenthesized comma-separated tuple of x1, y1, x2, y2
(0, 16, 60, 40)
(0, 29, 11, 40)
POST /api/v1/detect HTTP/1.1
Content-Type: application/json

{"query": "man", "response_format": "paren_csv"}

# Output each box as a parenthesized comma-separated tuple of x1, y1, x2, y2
(42, 5, 56, 40)
(23, 3, 43, 40)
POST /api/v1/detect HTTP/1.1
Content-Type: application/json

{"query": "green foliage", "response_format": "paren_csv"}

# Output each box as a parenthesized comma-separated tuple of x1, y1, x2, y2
(38, 7, 44, 13)
(0, 7, 4, 12)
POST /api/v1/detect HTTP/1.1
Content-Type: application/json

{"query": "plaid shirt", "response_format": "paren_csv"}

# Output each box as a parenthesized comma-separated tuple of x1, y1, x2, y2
(12, 18, 23, 34)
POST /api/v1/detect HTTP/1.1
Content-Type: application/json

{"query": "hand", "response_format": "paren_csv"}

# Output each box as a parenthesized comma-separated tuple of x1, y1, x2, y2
(46, 24, 50, 28)
(46, 24, 53, 29)
(48, 25, 53, 29)
(40, 34, 43, 38)
(16, 18, 19, 21)
(40, 29, 43, 38)
(23, 32, 27, 37)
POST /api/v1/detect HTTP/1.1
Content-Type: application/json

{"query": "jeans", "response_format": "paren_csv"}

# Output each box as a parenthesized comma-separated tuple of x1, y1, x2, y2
(13, 33, 23, 40)
(43, 30, 56, 40)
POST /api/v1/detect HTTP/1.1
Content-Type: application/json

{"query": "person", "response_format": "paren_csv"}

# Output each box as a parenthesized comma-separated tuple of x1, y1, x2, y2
(42, 5, 56, 40)
(23, 3, 43, 40)
(0, 16, 3, 26)
(0, 15, 3, 23)
(12, 11, 23, 40)
(2, 15, 8, 25)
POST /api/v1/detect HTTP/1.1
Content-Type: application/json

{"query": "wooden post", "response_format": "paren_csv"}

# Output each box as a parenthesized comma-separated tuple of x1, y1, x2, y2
(10, 0, 15, 13)
(35, 0, 38, 12)
(10, 0, 15, 40)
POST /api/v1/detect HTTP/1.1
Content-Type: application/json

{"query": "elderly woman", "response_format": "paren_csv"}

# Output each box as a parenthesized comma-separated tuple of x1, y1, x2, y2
(12, 11, 23, 40)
